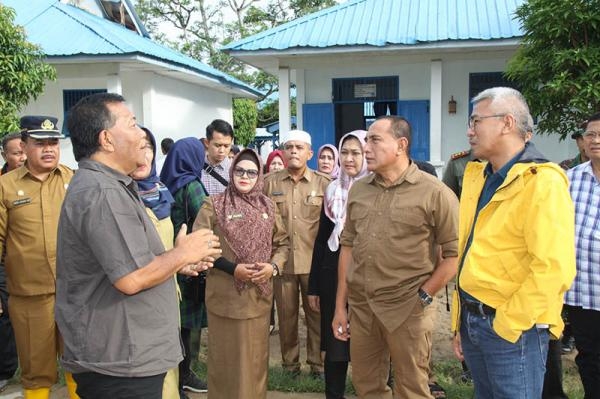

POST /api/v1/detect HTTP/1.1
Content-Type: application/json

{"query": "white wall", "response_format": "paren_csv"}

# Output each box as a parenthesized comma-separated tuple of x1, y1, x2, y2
(18, 63, 236, 169)
(300, 53, 578, 166)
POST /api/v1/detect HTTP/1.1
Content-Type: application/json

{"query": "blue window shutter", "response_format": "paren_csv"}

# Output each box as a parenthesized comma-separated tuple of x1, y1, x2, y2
(302, 103, 335, 170)
(397, 100, 430, 161)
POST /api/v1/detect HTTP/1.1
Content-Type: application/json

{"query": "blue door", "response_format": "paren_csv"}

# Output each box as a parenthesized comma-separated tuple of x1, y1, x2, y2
(397, 100, 430, 161)
(303, 103, 335, 170)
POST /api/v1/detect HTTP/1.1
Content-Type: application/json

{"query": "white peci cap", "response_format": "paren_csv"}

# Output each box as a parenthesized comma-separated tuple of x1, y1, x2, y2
(281, 129, 312, 146)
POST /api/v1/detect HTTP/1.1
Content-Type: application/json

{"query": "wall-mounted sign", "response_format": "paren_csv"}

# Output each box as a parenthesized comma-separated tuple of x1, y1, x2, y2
(354, 83, 376, 98)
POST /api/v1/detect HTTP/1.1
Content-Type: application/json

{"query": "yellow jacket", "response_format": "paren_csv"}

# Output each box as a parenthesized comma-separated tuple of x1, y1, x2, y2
(451, 157, 576, 343)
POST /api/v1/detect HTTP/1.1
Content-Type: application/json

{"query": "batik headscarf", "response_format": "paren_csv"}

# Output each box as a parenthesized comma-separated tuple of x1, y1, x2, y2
(212, 149, 275, 296)
(324, 130, 369, 251)
(136, 127, 174, 220)
(265, 150, 287, 173)
(317, 144, 340, 178)
(160, 137, 205, 196)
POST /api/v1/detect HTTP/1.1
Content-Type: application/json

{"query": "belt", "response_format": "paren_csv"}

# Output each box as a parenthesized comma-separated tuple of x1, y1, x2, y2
(462, 300, 496, 316)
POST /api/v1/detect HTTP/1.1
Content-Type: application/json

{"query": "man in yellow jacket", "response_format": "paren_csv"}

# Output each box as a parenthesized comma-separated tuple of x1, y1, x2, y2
(451, 87, 576, 399)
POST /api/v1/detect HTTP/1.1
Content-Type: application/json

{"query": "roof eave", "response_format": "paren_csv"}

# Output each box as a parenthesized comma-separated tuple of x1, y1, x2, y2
(224, 38, 522, 75)
(47, 54, 261, 99)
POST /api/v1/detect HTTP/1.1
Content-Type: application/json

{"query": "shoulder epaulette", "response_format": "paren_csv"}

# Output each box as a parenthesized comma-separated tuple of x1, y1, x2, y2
(451, 150, 470, 160)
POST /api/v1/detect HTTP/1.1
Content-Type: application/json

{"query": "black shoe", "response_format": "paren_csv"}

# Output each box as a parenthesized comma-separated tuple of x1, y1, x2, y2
(561, 336, 575, 354)
(182, 372, 208, 393)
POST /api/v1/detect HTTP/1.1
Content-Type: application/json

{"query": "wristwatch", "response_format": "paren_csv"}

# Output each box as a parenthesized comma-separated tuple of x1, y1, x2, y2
(418, 288, 433, 307)
(271, 263, 280, 277)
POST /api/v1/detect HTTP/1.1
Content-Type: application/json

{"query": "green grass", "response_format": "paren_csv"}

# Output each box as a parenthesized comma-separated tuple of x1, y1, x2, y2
(190, 358, 584, 399)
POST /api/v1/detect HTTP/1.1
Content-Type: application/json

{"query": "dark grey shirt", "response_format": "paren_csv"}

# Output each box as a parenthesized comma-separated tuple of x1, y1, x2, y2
(55, 159, 182, 377)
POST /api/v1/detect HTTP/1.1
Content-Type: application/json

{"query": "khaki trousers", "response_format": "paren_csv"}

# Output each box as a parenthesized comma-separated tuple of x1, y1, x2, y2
(8, 294, 59, 389)
(350, 301, 435, 399)
(273, 273, 323, 372)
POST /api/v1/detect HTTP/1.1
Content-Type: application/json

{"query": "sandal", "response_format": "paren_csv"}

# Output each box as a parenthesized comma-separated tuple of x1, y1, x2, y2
(429, 382, 447, 399)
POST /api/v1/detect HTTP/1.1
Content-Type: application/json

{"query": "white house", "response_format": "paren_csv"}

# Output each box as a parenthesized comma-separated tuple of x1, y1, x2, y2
(3, 0, 261, 168)
(223, 0, 577, 172)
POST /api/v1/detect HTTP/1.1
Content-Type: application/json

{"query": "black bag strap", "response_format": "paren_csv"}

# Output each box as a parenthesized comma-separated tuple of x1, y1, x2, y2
(203, 163, 228, 187)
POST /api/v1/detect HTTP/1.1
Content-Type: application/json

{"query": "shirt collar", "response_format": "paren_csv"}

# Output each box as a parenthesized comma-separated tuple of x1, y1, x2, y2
(367, 161, 420, 187)
(16, 163, 63, 181)
(282, 167, 313, 182)
(205, 154, 231, 169)
(483, 148, 525, 180)
(78, 158, 134, 186)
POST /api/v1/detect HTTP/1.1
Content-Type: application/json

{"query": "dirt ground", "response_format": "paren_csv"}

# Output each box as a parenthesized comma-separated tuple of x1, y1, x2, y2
(0, 289, 455, 399)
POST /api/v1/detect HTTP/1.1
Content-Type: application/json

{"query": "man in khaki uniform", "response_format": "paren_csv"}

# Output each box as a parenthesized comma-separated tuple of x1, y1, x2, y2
(0, 116, 78, 399)
(264, 130, 331, 376)
(333, 116, 459, 398)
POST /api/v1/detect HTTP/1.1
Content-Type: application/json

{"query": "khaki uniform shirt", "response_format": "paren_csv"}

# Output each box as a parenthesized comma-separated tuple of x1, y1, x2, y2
(195, 197, 289, 319)
(264, 168, 331, 275)
(340, 162, 459, 332)
(0, 164, 73, 296)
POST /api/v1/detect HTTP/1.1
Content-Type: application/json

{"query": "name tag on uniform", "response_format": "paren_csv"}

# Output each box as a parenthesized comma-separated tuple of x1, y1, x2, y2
(12, 198, 32, 206)
(227, 213, 243, 220)
(272, 191, 284, 196)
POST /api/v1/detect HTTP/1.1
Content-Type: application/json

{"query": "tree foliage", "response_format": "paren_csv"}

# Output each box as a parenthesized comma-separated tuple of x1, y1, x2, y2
(506, 0, 600, 139)
(232, 98, 258, 146)
(0, 4, 56, 133)
(136, 0, 338, 140)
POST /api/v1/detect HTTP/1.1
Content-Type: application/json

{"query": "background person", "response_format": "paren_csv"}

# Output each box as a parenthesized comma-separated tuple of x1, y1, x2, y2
(564, 112, 600, 399)
(1, 132, 26, 174)
(0, 131, 24, 392)
(308, 130, 368, 399)
(194, 149, 288, 399)
(0, 116, 77, 399)
(265, 149, 287, 174)
(317, 144, 339, 178)
(264, 130, 331, 378)
(160, 138, 210, 394)
(132, 127, 180, 399)
(201, 119, 234, 195)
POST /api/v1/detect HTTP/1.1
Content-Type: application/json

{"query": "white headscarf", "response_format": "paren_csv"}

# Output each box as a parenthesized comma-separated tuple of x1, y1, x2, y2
(323, 130, 369, 251)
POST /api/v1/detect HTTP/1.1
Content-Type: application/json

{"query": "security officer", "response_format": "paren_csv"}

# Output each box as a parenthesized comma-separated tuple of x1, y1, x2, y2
(0, 116, 78, 399)
(264, 130, 330, 377)
(442, 149, 475, 198)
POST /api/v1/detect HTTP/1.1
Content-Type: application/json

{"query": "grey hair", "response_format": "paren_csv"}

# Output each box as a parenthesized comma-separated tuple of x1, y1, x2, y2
(472, 87, 533, 138)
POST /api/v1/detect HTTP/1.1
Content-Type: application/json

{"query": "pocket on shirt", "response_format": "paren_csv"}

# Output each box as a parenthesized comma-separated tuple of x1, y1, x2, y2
(301, 195, 323, 221)
(388, 207, 423, 234)
(273, 197, 288, 219)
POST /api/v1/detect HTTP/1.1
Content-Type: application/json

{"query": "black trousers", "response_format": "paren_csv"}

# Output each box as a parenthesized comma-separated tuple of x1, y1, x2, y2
(73, 372, 166, 399)
(567, 305, 600, 399)
(325, 359, 348, 399)
(542, 339, 568, 399)
(178, 327, 193, 384)
(0, 266, 17, 380)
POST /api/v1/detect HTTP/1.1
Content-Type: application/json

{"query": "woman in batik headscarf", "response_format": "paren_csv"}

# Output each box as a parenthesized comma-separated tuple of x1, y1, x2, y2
(193, 149, 288, 399)
(308, 130, 369, 399)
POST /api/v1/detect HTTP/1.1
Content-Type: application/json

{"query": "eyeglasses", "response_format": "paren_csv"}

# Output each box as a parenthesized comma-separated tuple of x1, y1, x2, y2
(583, 131, 600, 140)
(468, 114, 507, 129)
(233, 167, 259, 179)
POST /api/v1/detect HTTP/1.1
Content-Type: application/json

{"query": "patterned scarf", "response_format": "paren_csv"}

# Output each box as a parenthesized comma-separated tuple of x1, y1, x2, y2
(212, 149, 275, 296)
(324, 131, 369, 251)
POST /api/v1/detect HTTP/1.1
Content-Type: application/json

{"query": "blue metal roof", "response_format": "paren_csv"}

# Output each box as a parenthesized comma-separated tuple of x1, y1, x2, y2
(3, 0, 260, 97)
(223, 0, 525, 52)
